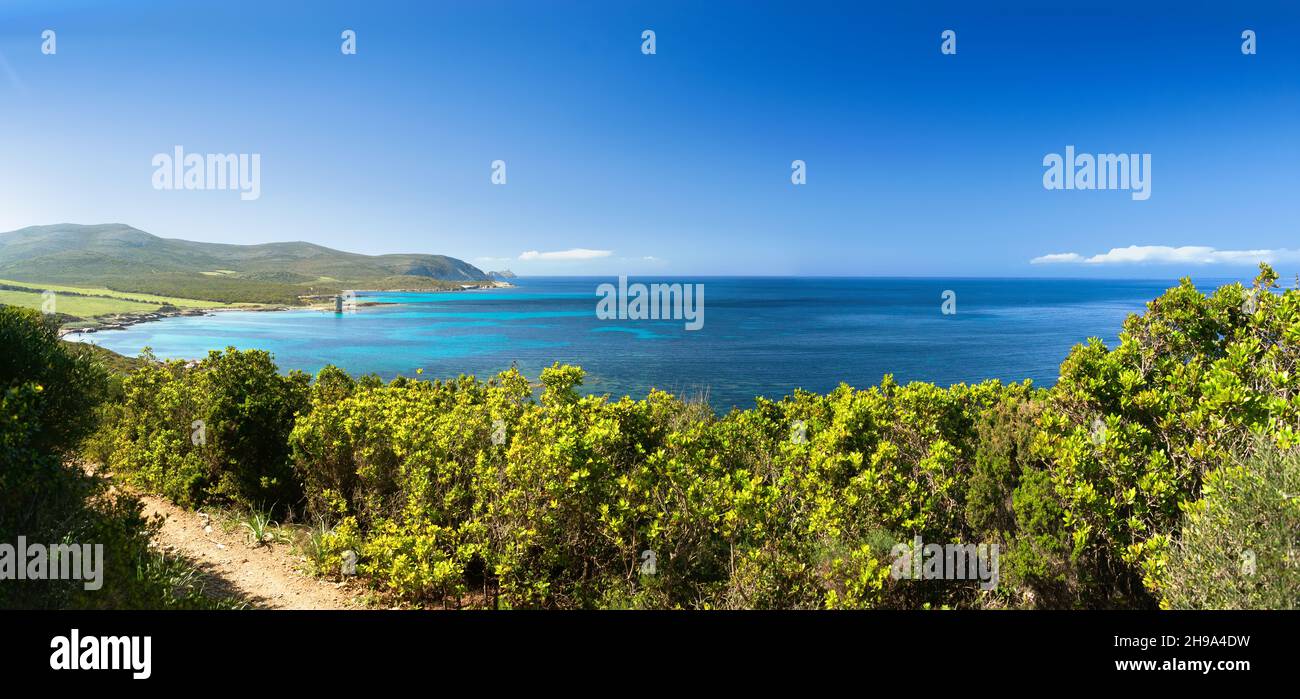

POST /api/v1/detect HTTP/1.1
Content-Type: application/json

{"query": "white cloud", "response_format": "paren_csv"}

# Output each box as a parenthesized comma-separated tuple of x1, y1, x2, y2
(1029, 252, 1085, 264)
(1031, 245, 1300, 266)
(519, 248, 613, 261)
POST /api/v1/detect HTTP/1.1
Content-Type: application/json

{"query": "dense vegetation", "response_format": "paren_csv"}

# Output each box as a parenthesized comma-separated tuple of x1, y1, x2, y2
(103, 273, 311, 306)
(1161, 444, 1299, 609)
(0, 307, 231, 609)
(77, 266, 1299, 609)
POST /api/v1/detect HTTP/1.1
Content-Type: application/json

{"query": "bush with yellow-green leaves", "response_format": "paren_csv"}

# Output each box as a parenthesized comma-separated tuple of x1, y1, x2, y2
(93, 265, 1300, 609)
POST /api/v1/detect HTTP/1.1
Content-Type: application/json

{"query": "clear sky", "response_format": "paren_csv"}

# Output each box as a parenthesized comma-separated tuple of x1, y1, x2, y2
(1, 0, 1297, 277)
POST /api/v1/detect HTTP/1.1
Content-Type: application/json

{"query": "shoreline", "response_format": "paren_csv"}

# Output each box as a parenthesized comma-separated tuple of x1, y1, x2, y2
(60, 281, 514, 338)
(60, 304, 285, 338)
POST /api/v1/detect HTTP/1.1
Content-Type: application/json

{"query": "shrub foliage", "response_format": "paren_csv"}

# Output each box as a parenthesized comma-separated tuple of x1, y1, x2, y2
(87, 266, 1300, 608)
(1, 307, 226, 608)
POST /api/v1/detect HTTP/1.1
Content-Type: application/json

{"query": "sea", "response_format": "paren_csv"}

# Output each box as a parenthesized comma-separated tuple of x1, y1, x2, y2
(65, 276, 1244, 411)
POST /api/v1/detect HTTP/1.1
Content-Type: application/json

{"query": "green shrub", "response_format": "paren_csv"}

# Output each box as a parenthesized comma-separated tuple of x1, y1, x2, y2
(1161, 443, 1300, 609)
(102, 347, 309, 514)
(0, 306, 229, 609)
(1029, 264, 1300, 607)
(80, 266, 1300, 610)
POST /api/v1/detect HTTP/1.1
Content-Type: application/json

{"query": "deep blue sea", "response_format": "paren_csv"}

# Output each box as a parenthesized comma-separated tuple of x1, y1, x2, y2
(67, 276, 1243, 410)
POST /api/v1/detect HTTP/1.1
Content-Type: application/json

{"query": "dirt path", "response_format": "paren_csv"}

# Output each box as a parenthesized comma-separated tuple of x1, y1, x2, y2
(141, 495, 364, 609)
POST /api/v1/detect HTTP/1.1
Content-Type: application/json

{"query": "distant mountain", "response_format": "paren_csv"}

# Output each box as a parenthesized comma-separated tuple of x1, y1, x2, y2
(0, 223, 489, 303)
(0, 223, 486, 283)
(487, 269, 517, 280)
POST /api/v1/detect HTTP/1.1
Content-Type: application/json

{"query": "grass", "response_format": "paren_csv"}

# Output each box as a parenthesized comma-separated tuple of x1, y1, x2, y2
(0, 276, 238, 324)
(137, 550, 249, 610)
(291, 519, 334, 574)
(0, 289, 160, 317)
(0, 277, 227, 308)
(229, 509, 292, 548)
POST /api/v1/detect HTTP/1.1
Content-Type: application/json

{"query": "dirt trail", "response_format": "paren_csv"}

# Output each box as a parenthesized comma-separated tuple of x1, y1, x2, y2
(141, 495, 363, 609)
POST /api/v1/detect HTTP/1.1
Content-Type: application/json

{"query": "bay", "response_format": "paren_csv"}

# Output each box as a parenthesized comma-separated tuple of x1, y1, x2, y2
(66, 276, 1243, 410)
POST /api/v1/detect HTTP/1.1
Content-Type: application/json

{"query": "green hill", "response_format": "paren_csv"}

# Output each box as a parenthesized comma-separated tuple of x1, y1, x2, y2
(0, 223, 489, 304)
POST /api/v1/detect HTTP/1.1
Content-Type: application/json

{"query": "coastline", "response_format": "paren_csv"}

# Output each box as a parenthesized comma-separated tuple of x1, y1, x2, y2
(59, 280, 515, 338)
(59, 304, 284, 338)
(57, 276, 1182, 408)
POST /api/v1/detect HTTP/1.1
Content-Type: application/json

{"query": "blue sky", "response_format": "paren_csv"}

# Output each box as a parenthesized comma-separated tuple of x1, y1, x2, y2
(1, 0, 1297, 277)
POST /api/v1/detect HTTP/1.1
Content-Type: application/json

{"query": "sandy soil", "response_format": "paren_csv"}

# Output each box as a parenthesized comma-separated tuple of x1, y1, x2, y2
(140, 495, 363, 610)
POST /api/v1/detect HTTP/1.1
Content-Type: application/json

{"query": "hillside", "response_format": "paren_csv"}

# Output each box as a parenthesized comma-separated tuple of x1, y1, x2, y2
(0, 223, 489, 304)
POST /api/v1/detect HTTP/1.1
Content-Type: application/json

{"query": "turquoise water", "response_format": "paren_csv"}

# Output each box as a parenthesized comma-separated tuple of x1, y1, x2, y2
(67, 276, 1243, 410)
